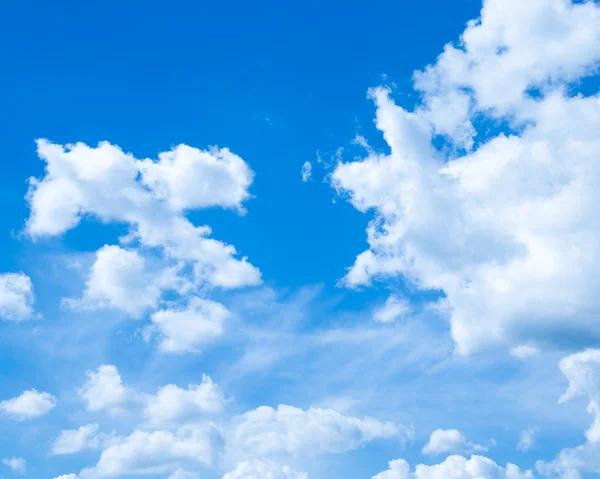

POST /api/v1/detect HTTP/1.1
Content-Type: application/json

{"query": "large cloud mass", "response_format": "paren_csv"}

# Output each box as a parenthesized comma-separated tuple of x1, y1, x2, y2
(332, 0, 600, 354)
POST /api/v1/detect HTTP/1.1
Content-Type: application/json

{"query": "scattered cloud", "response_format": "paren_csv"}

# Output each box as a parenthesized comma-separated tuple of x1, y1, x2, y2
(142, 374, 226, 427)
(0, 389, 56, 420)
(2, 457, 26, 475)
(422, 429, 488, 456)
(301, 161, 312, 182)
(77, 365, 131, 415)
(147, 297, 230, 354)
(517, 427, 539, 453)
(51, 424, 113, 455)
(64, 245, 190, 318)
(0, 273, 35, 321)
(372, 455, 533, 479)
(222, 459, 307, 479)
(510, 345, 541, 361)
(227, 404, 402, 459)
(78, 425, 220, 479)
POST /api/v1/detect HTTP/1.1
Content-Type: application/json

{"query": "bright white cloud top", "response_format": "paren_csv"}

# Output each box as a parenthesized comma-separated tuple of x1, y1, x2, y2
(332, 0, 600, 354)
(26, 140, 260, 290)
(0, 389, 56, 420)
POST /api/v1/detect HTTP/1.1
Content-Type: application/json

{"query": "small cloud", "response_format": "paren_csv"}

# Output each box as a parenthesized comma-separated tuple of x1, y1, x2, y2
(422, 428, 488, 456)
(510, 344, 540, 360)
(517, 426, 539, 452)
(3, 457, 26, 475)
(301, 161, 312, 182)
(0, 389, 56, 420)
(373, 296, 411, 323)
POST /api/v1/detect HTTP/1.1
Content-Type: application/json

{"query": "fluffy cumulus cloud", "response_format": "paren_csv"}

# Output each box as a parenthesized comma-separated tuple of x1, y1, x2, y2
(422, 429, 488, 456)
(51, 424, 110, 455)
(372, 456, 533, 479)
(26, 139, 260, 290)
(537, 349, 600, 478)
(78, 365, 131, 415)
(2, 457, 26, 475)
(65, 245, 189, 318)
(142, 374, 226, 427)
(0, 389, 56, 420)
(0, 273, 35, 321)
(222, 459, 307, 479)
(332, 0, 600, 354)
(227, 405, 402, 458)
(79, 425, 220, 479)
(147, 297, 230, 353)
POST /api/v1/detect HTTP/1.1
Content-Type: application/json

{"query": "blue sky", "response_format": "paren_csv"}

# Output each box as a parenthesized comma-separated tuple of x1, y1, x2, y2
(1, 1, 600, 478)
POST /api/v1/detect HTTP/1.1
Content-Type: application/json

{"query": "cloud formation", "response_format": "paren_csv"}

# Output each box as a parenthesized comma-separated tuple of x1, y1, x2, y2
(0, 273, 35, 321)
(26, 140, 260, 290)
(332, 0, 600, 354)
(0, 389, 56, 420)
(422, 429, 488, 456)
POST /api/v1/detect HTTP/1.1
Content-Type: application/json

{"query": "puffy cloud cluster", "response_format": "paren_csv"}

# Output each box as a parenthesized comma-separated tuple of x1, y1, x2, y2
(78, 365, 131, 415)
(422, 429, 488, 456)
(147, 297, 230, 354)
(0, 273, 35, 321)
(51, 424, 113, 455)
(142, 374, 226, 427)
(537, 349, 600, 478)
(227, 404, 401, 458)
(78, 425, 220, 479)
(26, 139, 261, 352)
(222, 459, 307, 479)
(52, 364, 406, 479)
(332, 0, 600, 354)
(0, 389, 56, 420)
(372, 456, 533, 479)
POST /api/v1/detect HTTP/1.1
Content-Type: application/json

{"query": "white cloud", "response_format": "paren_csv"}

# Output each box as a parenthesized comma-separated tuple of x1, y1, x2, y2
(65, 245, 189, 318)
(79, 425, 219, 479)
(222, 459, 307, 479)
(2, 457, 26, 475)
(301, 161, 312, 182)
(167, 470, 199, 479)
(228, 404, 401, 458)
(372, 456, 533, 479)
(142, 375, 226, 427)
(537, 349, 600, 477)
(51, 424, 112, 455)
(510, 345, 541, 361)
(54, 475, 79, 479)
(422, 429, 488, 456)
(78, 365, 131, 414)
(373, 296, 410, 323)
(26, 140, 260, 290)
(0, 273, 35, 321)
(331, 0, 600, 354)
(148, 297, 230, 353)
(137, 144, 253, 212)
(0, 389, 56, 420)
(517, 427, 539, 453)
